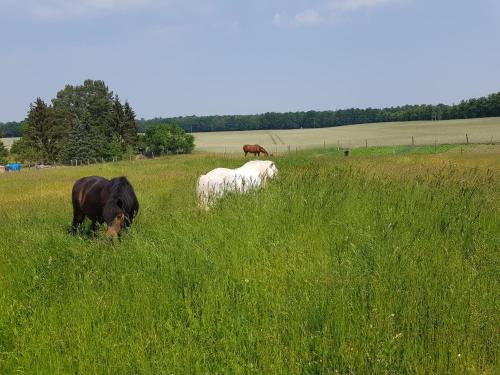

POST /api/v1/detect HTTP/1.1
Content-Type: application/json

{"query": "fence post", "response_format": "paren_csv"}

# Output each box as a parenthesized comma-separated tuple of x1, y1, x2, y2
(365, 139, 368, 148)
(412, 136, 414, 146)
(466, 134, 469, 144)
(324, 140, 326, 150)
(434, 139, 437, 153)
(288, 144, 290, 153)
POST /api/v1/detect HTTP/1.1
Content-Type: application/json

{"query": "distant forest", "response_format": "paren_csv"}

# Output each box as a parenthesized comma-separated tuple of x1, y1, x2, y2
(2, 92, 499, 137)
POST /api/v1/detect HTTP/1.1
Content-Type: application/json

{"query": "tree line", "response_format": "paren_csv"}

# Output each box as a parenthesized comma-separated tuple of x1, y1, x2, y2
(137, 91, 500, 133)
(4, 91, 500, 138)
(0, 121, 21, 137)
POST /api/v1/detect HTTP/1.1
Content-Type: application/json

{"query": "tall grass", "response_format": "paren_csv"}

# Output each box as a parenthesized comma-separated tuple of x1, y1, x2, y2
(0, 149, 498, 373)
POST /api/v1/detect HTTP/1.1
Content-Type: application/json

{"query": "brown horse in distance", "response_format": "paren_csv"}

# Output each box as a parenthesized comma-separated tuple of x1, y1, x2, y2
(71, 176, 139, 237)
(243, 144, 269, 157)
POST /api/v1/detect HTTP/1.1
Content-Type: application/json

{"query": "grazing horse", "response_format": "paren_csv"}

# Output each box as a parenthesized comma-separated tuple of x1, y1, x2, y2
(242, 160, 278, 181)
(243, 144, 269, 157)
(197, 164, 263, 209)
(71, 176, 139, 237)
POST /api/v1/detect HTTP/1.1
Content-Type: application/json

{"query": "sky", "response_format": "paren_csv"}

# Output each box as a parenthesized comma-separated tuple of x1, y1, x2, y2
(0, 0, 499, 122)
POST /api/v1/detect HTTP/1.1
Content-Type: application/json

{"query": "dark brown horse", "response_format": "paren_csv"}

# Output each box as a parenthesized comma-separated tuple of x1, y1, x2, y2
(71, 176, 139, 237)
(243, 144, 269, 157)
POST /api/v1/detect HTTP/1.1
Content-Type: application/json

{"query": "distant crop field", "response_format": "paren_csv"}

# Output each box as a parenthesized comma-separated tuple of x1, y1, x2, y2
(193, 117, 500, 153)
(0, 145, 498, 373)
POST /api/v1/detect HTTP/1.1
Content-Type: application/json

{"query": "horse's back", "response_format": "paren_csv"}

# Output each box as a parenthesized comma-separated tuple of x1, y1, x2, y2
(72, 176, 110, 213)
(243, 144, 259, 152)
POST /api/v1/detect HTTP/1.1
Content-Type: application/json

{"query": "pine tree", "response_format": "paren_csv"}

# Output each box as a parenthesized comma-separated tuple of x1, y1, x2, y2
(25, 98, 55, 161)
(67, 112, 99, 162)
(109, 96, 124, 139)
(123, 101, 139, 150)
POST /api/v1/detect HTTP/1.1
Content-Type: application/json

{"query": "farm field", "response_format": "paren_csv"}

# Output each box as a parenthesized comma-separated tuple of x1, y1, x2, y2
(2, 117, 499, 154)
(0, 145, 498, 373)
(193, 117, 500, 153)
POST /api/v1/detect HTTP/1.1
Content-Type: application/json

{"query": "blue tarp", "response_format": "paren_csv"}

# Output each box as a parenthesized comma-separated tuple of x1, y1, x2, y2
(8, 163, 21, 171)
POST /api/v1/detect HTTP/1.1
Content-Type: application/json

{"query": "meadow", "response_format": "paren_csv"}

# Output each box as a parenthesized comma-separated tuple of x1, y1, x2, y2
(0, 145, 498, 373)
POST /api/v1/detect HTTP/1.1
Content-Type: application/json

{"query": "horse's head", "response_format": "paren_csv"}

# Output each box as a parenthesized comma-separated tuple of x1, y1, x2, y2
(267, 162, 278, 178)
(104, 198, 127, 237)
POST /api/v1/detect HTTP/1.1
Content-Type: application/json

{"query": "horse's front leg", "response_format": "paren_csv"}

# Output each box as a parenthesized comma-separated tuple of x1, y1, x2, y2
(71, 213, 85, 235)
(91, 221, 98, 236)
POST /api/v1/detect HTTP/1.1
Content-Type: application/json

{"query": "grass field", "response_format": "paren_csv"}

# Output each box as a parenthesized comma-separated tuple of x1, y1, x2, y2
(0, 145, 498, 373)
(193, 117, 500, 153)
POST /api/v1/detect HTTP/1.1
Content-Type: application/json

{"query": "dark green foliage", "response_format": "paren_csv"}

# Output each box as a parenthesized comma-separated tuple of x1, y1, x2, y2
(16, 80, 139, 163)
(123, 101, 139, 150)
(67, 111, 100, 162)
(144, 124, 195, 155)
(23, 98, 63, 162)
(0, 139, 8, 164)
(138, 91, 500, 132)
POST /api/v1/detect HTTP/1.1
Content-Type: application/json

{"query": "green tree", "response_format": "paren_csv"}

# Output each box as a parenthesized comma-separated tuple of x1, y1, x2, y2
(109, 96, 124, 143)
(123, 101, 139, 150)
(24, 98, 60, 162)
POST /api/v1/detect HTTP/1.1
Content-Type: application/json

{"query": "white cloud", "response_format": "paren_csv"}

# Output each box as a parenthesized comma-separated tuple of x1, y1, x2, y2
(328, 0, 395, 12)
(274, 0, 398, 27)
(295, 9, 322, 26)
(272, 13, 282, 26)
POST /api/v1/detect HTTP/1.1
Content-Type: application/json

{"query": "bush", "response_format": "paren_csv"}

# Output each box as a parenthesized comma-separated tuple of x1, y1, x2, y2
(9, 138, 43, 162)
(144, 124, 195, 155)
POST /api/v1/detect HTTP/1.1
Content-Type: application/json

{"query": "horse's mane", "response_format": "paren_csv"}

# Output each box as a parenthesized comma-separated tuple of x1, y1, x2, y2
(108, 177, 136, 213)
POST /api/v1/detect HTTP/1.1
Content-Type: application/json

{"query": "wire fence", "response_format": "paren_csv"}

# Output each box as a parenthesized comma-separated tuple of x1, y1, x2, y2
(196, 133, 499, 156)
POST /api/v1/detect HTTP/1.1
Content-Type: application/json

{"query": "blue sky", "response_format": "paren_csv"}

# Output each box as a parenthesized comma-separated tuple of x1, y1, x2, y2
(0, 0, 499, 122)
